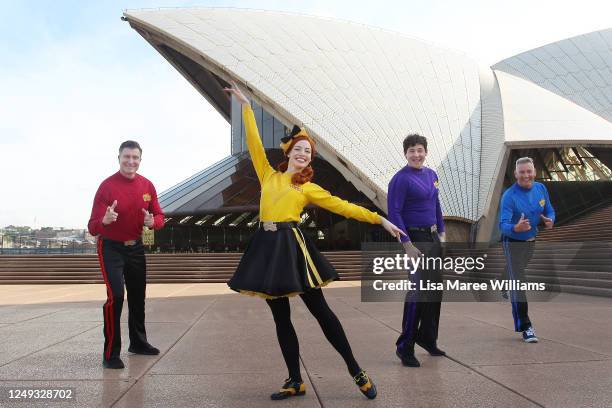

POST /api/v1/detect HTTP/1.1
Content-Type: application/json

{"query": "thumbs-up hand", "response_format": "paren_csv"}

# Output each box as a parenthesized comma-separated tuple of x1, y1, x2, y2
(540, 214, 554, 229)
(513, 213, 531, 232)
(102, 200, 118, 226)
(142, 208, 154, 228)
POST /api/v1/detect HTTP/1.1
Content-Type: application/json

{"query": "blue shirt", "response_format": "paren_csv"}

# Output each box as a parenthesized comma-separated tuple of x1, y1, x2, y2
(499, 181, 555, 241)
(387, 165, 445, 242)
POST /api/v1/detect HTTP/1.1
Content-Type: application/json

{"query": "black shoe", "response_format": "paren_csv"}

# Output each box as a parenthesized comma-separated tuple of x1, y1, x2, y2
(354, 370, 377, 399)
(103, 357, 125, 369)
(501, 289, 509, 300)
(128, 343, 160, 355)
(416, 341, 446, 356)
(396, 349, 420, 367)
(270, 378, 305, 400)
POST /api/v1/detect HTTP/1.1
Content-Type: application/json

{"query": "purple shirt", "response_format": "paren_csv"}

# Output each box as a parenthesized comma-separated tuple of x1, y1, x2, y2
(387, 165, 445, 242)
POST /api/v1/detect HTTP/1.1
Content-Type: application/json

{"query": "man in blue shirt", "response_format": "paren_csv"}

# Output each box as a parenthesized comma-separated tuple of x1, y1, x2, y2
(499, 157, 555, 343)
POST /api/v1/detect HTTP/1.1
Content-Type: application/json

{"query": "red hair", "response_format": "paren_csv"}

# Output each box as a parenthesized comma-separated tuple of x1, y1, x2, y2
(277, 135, 316, 185)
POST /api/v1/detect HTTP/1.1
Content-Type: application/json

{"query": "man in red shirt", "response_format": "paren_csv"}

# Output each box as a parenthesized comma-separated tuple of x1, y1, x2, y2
(88, 140, 165, 369)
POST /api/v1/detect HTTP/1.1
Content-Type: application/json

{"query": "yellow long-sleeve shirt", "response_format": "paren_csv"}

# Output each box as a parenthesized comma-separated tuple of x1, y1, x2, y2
(243, 105, 382, 225)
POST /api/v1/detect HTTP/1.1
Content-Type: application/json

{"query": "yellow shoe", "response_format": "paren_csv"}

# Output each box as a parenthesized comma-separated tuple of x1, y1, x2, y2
(270, 378, 306, 400)
(354, 370, 377, 399)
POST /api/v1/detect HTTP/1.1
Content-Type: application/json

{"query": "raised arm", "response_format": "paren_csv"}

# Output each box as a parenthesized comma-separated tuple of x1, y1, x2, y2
(224, 82, 273, 183)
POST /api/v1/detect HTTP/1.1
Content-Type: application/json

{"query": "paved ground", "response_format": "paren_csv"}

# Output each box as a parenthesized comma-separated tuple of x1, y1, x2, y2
(0, 282, 611, 407)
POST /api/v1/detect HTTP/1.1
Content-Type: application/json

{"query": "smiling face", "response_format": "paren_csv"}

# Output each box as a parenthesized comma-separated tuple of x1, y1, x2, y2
(515, 161, 535, 189)
(118, 147, 141, 179)
(287, 139, 312, 172)
(405, 143, 427, 169)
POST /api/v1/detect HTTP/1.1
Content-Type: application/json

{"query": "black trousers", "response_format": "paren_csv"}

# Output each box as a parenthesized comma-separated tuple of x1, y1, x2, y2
(97, 238, 148, 360)
(396, 231, 443, 354)
(501, 237, 535, 332)
(266, 289, 361, 382)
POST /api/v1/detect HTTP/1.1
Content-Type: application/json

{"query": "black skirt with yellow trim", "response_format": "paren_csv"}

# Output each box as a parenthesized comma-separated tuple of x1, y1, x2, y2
(228, 224, 338, 299)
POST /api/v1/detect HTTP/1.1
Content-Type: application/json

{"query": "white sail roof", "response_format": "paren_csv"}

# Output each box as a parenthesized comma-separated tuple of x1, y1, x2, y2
(124, 8, 612, 223)
(125, 7, 483, 221)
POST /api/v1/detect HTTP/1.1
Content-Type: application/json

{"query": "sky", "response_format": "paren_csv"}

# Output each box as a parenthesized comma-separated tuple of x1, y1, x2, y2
(1, 0, 611, 229)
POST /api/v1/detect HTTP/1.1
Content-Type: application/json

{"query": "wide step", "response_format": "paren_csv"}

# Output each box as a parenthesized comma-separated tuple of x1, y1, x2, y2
(1, 244, 611, 298)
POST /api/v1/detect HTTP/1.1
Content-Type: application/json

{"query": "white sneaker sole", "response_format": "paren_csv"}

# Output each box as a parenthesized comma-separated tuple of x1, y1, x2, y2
(523, 337, 539, 343)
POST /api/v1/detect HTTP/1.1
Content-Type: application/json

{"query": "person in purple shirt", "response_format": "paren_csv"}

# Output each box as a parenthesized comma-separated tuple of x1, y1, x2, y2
(499, 157, 555, 343)
(387, 134, 446, 367)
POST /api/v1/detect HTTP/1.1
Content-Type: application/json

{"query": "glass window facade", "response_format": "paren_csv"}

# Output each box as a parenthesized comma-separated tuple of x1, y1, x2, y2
(231, 97, 290, 154)
(502, 147, 612, 225)
(507, 147, 612, 183)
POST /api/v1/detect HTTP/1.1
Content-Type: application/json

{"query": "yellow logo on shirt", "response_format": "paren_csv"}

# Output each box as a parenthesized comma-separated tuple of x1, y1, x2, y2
(433, 180, 439, 188)
(143, 193, 152, 202)
(539, 199, 545, 207)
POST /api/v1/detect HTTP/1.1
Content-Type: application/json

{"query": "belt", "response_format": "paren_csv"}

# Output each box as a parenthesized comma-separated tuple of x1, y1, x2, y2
(259, 221, 298, 231)
(506, 237, 536, 242)
(103, 238, 142, 246)
(407, 225, 437, 233)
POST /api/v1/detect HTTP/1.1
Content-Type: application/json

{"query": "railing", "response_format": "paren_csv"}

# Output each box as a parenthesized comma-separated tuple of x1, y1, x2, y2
(0, 245, 96, 255)
(0, 234, 95, 255)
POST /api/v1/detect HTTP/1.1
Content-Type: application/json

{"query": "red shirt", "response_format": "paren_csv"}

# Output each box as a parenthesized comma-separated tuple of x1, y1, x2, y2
(88, 172, 165, 241)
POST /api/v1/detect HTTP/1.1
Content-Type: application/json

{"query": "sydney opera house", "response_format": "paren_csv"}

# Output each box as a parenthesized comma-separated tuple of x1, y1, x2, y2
(122, 8, 612, 251)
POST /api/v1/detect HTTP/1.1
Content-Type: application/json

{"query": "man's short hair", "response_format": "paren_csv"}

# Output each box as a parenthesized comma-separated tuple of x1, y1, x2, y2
(119, 140, 142, 155)
(515, 157, 534, 169)
(403, 134, 428, 153)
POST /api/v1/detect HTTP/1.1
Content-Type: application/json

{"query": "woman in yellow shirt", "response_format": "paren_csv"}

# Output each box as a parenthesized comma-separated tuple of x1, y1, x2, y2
(225, 83, 405, 401)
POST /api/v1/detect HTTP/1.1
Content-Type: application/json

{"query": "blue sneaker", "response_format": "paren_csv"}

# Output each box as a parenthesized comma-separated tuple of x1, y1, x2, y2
(522, 326, 538, 343)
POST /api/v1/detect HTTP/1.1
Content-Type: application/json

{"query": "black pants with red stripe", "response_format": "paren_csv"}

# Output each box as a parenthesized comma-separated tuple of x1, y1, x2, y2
(97, 238, 148, 360)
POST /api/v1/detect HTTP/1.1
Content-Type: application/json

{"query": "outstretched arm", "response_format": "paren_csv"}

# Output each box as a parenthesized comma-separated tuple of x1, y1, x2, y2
(306, 183, 406, 240)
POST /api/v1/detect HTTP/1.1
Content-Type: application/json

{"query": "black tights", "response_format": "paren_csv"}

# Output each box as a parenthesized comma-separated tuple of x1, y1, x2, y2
(266, 289, 361, 382)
